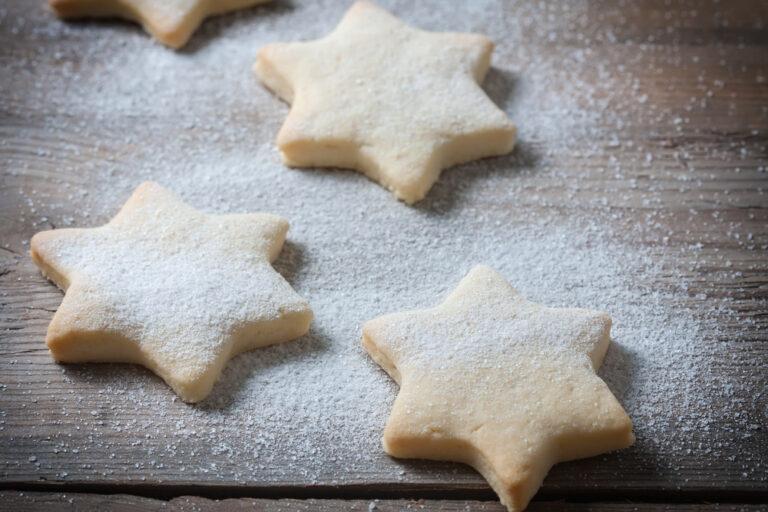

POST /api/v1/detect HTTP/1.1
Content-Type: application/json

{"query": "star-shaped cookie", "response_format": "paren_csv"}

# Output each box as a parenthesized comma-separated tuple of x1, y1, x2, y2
(362, 266, 634, 512)
(254, 1, 516, 204)
(49, 0, 269, 49)
(30, 182, 312, 403)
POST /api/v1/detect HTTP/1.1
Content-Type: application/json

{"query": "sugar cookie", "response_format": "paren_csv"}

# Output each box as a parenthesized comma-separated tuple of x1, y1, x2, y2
(362, 265, 633, 512)
(49, 0, 269, 49)
(30, 182, 312, 403)
(255, 1, 516, 203)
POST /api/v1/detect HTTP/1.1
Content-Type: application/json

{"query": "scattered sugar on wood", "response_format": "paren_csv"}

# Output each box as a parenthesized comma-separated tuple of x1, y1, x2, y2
(0, 0, 765, 490)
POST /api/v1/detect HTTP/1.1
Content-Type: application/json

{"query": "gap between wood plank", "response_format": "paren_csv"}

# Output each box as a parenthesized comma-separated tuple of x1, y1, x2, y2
(1, 482, 766, 504)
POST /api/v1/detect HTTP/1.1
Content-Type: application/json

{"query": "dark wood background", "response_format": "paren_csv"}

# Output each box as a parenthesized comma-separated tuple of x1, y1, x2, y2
(1, 0, 766, 510)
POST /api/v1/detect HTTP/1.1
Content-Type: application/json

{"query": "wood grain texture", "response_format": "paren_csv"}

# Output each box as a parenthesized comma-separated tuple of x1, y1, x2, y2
(1, 492, 766, 512)
(0, 0, 766, 508)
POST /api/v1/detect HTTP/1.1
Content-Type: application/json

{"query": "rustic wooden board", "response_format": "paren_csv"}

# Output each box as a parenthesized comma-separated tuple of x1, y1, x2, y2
(1, 0, 766, 508)
(1, 492, 766, 512)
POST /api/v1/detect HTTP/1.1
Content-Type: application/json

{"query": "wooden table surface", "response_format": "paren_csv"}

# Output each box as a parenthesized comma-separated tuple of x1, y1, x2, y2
(1, 0, 766, 511)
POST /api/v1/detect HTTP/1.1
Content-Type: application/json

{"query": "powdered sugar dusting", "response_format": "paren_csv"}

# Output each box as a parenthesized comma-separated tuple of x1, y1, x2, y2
(41, 207, 305, 367)
(1, 0, 765, 491)
(365, 265, 611, 374)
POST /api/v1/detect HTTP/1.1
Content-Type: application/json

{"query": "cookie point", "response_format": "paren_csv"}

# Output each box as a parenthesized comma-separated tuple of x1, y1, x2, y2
(135, 181, 163, 193)
(29, 230, 46, 251)
(598, 311, 612, 330)
(266, 212, 290, 233)
(47, 0, 68, 15)
(255, 44, 272, 64)
(467, 264, 499, 279)
(351, 1, 379, 11)
(589, 310, 613, 339)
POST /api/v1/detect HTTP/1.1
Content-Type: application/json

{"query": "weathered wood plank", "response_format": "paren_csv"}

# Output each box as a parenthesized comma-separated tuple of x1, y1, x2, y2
(1, 492, 766, 512)
(1, 0, 766, 501)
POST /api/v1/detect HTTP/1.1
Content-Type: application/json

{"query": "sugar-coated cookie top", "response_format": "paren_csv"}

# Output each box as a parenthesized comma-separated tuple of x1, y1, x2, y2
(31, 182, 312, 402)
